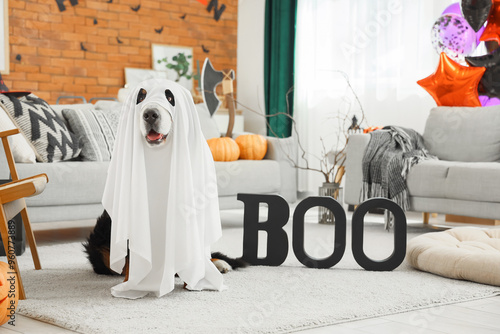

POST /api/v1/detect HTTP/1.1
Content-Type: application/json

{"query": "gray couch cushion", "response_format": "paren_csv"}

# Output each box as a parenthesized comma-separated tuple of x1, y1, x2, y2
(215, 159, 280, 196)
(423, 106, 500, 162)
(444, 162, 500, 202)
(18, 161, 109, 206)
(407, 160, 500, 202)
(19, 159, 281, 206)
(407, 160, 456, 199)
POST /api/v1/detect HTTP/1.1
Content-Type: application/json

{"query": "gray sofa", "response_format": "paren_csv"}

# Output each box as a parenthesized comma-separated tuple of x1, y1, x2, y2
(0, 102, 297, 223)
(345, 105, 500, 221)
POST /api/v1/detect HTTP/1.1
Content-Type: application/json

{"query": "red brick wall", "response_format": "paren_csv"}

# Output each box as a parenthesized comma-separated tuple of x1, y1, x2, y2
(3, 0, 238, 103)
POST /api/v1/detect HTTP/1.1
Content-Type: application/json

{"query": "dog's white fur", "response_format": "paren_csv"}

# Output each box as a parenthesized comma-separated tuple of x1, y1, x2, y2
(212, 259, 231, 273)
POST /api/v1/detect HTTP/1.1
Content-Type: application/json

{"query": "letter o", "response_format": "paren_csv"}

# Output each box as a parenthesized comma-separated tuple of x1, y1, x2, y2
(292, 197, 346, 269)
(351, 198, 406, 271)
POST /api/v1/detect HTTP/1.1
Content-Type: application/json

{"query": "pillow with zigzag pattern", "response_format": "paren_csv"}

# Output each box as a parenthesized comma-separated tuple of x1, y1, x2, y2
(0, 93, 82, 163)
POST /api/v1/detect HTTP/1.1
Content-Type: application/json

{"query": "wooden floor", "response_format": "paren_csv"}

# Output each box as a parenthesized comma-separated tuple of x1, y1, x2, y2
(1, 213, 499, 333)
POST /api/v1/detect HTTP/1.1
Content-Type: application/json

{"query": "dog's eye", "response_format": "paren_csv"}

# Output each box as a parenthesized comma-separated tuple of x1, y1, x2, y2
(136, 88, 147, 104)
(165, 89, 175, 106)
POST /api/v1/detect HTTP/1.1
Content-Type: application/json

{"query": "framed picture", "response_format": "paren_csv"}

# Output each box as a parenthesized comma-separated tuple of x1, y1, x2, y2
(124, 67, 168, 87)
(152, 44, 194, 92)
(0, 0, 8, 74)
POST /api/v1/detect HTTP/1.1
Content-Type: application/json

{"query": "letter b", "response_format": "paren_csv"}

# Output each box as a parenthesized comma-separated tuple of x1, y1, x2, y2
(237, 194, 289, 266)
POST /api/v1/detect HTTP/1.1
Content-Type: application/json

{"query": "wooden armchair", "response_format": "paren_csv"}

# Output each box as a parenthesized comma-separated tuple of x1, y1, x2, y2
(0, 129, 48, 299)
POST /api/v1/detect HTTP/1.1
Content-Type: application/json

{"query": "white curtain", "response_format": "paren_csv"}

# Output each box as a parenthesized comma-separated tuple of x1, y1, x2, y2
(294, 0, 458, 193)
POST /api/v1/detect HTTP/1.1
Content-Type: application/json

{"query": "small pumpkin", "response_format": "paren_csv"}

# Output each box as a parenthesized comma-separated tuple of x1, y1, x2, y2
(0, 262, 19, 326)
(207, 137, 240, 161)
(235, 134, 268, 160)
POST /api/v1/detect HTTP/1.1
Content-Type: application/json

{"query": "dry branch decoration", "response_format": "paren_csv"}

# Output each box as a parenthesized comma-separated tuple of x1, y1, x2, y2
(233, 71, 367, 186)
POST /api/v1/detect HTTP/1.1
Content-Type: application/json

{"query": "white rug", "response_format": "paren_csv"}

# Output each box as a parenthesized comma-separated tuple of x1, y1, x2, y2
(6, 222, 500, 334)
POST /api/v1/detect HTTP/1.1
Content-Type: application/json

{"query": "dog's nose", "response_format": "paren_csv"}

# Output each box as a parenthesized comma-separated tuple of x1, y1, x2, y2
(143, 109, 160, 125)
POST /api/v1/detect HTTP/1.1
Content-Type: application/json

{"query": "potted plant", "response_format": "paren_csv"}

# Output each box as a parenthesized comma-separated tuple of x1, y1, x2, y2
(157, 53, 200, 83)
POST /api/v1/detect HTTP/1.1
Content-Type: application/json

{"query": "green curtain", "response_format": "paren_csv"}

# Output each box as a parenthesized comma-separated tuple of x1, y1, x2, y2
(264, 0, 297, 138)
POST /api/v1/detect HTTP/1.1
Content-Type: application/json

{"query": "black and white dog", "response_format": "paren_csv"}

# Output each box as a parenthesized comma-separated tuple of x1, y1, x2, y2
(84, 86, 246, 278)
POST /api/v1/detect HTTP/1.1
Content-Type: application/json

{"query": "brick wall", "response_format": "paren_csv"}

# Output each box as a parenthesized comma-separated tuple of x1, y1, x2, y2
(3, 0, 238, 103)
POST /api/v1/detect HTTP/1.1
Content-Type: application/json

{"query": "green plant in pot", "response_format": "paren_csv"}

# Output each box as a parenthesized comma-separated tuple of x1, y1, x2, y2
(157, 53, 200, 82)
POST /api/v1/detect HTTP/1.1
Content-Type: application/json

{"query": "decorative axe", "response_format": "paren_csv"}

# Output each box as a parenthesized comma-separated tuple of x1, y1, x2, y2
(201, 58, 236, 138)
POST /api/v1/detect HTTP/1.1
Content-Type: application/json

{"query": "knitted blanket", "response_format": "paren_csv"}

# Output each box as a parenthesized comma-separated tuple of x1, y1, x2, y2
(360, 126, 434, 211)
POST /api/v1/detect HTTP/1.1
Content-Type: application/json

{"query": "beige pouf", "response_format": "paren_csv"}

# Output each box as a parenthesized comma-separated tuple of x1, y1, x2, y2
(407, 227, 500, 286)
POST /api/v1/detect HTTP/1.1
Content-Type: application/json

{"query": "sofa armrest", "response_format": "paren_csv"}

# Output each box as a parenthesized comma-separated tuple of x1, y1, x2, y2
(344, 134, 370, 205)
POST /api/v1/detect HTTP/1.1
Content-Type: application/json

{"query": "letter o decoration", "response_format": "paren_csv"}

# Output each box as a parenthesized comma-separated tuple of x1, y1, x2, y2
(351, 198, 407, 271)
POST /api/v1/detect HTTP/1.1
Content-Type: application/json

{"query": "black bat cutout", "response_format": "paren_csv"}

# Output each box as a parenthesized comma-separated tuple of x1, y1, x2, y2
(116, 37, 123, 44)
(202, 45, 210, 53)
(180, 14, 187, 20)
(93, 18, 98, 25)
(80, 42, 87, 52)
(131, 4, 140, 12)
(155, 27, 164, 34)
(107, 0, 112, 3)
(15, 54, 21, 61)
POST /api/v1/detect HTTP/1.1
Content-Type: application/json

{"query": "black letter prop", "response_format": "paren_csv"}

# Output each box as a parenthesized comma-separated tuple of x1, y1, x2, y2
(237, 194, 289, 266)
(351, 198, 407, 271)
(292, 197, 346, 269)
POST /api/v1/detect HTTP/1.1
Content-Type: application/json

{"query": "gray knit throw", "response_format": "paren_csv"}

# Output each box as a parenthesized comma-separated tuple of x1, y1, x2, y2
(360, 126, 434, 211)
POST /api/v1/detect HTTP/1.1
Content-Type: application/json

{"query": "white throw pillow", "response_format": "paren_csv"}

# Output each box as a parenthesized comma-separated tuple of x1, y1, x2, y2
(0, 106, 36, 163)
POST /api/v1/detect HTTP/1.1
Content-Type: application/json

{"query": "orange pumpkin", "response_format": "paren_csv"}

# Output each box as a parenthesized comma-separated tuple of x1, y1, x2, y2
(235, 134, 268, 160)
(207, 137, 240, 161)
(0, 262, 18, 326)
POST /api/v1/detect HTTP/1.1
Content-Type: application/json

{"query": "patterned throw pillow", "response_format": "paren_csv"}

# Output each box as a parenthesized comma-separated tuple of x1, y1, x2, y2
(62, 108, 120, 161)
(0, 94, 82, 163)
(0, 105, 37, 163)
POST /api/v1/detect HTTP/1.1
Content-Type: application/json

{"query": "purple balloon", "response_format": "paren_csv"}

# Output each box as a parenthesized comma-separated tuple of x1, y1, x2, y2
(431, 14, 477, 65)
(479, 95, 500, 106)
(442, 3, 462, 16)
(476, 25, 485, 45)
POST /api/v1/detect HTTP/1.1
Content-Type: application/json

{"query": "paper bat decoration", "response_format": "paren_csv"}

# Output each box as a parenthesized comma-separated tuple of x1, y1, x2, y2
(116, 37, 123, 44)
(131, 5, 141, 12)
(207, 0, 225, 22)
(80, 42, 87, 52)
(155, 27, 164, 34)
(202, 45, 210, 53)
(55, 0, 78, 12)
(180, 14, 187, 20)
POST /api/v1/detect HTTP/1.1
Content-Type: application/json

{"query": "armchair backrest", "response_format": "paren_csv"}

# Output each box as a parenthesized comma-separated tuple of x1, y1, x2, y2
(0, 129, 21, 181)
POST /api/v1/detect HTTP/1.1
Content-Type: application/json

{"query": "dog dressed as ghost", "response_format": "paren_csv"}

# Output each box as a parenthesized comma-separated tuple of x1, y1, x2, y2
(102, 79, 225, 299)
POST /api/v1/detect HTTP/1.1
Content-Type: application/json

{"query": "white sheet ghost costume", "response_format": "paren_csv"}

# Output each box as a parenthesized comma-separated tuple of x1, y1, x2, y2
(102, 79, 225, 299)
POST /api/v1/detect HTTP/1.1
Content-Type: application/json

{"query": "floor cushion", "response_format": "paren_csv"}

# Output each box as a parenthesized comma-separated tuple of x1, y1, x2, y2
(407, 227, 500, 286)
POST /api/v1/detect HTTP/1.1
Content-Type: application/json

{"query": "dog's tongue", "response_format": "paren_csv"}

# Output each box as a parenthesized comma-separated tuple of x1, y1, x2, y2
(147, 130, 163, 141)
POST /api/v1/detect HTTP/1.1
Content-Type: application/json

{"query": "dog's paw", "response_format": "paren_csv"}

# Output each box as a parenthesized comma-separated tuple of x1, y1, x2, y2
(212, 259, 231, 273)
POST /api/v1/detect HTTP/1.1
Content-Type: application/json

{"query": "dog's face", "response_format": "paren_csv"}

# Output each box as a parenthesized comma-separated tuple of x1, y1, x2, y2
(137, 87, 175, 147)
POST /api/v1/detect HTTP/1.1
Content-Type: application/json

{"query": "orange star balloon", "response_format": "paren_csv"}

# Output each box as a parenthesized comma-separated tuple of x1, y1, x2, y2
(417, 52, 485, 107)
(480, 0, 500, 44)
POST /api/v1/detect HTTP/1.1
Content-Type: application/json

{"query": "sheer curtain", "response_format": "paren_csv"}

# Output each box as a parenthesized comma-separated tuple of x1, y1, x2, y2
(294, 0, 456, 193)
